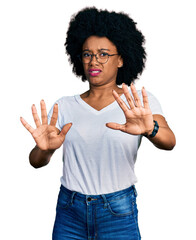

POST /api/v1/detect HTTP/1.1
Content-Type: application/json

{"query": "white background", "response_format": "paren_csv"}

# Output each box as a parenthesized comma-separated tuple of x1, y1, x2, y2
(1, 0, 196, 239)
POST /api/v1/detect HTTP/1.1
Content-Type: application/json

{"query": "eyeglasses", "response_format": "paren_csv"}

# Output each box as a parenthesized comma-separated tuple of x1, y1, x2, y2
(80, 52, 119, 64)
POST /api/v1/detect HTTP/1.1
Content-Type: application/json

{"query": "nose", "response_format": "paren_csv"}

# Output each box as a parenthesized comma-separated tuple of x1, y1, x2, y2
(90, 54, 99, 65)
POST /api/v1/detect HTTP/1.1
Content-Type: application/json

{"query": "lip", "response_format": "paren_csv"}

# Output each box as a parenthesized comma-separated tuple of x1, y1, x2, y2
(88, 69, 102, 77)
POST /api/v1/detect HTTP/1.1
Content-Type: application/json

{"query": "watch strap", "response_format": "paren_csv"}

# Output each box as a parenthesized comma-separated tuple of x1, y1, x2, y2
(148, 120, 159, 138)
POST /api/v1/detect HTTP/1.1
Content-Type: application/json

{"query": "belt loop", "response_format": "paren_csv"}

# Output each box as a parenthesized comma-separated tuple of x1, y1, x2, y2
(70, 192, 76, 205)
(101, 194, 108, 209)
(132, 185, 138, 197)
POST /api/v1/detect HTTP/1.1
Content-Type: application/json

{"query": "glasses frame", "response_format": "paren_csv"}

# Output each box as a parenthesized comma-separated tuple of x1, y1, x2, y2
(79, 52, 119, 64)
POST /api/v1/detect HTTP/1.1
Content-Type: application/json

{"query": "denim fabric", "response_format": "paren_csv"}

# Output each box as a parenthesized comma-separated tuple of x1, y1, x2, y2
(52, 185, 141, 240)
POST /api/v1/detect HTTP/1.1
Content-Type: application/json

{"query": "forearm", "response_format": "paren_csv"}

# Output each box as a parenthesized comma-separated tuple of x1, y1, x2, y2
(29, 145, 55, 168)
(146, 126, 176, 150)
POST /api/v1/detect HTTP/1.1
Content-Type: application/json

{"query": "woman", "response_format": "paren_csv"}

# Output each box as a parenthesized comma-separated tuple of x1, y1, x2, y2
(20, 7, 176, 240)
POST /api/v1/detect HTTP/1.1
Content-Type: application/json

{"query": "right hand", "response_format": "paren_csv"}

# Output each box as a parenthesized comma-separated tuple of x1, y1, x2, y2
(20, 100, 72, 151)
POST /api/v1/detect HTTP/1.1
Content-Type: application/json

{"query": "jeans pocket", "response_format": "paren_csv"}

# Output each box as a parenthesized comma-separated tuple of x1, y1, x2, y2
(107, 193, 133, 217)
(56, 189, 71, 210)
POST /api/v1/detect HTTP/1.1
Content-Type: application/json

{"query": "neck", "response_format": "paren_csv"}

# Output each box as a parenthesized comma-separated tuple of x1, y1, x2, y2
(86, 82, 122, 99)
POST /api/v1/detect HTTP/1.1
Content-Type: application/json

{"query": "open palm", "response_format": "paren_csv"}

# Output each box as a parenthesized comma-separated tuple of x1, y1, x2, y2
(106, 83, 154, 136)
(20, 100, 72, 151)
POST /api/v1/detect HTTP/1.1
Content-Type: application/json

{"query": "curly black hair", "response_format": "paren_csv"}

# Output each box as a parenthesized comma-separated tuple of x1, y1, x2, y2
(65, 7, 146, 85)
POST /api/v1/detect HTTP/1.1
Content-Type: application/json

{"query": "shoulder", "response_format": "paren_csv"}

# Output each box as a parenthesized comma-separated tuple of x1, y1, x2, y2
(134, 89, 160, 103)
(54, 95, 76, 106)
(48, 95, 76, 116)
(133, 88, 164, 116)
(135, 89, 156, 98)
(127, 88, 158, 100)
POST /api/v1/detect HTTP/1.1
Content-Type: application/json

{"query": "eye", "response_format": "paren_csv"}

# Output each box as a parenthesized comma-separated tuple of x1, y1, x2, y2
(99, 52, 108, 58)
(82, 52, 91, 58)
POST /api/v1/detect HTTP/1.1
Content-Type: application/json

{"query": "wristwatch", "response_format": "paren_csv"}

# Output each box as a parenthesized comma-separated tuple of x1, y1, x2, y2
(148, 120, 159, 138)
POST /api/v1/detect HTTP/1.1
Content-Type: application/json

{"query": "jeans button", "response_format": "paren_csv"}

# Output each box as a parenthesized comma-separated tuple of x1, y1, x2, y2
(87, 197, 92, 201)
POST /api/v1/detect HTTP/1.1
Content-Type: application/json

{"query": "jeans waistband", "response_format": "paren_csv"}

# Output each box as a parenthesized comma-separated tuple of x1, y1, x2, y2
(60, 184, 137, 206)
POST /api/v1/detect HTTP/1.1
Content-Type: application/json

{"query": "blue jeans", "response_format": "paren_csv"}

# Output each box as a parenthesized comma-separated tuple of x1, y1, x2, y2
(52, 185, 141, 240)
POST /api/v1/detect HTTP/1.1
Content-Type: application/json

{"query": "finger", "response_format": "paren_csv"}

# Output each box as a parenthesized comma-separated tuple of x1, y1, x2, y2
(20, 117, 35, 134)
(32, 104, 41, 128)
(112, 89, 129, 113)
(122, 83, 135, 109)
(50, 103, 58, 126)
(106, 122, 126, 132)
(142, 87, 150, 109)
(40, 100, 48, 125)
(131, 83, 142, 107)
(58, 123, 72, 141)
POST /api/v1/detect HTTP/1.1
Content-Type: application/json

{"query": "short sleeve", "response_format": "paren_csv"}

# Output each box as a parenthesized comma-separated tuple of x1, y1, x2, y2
(47, 99, 62, 131)
(137, 90, 164, 117)
(146, 91, 164, 116)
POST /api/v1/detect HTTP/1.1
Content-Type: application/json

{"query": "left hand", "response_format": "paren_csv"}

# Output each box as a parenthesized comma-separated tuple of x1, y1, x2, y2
(106, 83, 154, 136)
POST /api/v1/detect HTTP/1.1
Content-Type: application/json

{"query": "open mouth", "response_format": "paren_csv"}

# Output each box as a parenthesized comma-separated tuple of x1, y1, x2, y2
(89, 69, 102, 76)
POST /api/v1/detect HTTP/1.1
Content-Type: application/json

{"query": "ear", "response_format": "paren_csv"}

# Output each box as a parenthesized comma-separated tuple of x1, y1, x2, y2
(117, 56, 123, 68)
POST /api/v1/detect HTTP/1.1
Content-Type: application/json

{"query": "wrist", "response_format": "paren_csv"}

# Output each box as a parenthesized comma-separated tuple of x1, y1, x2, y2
(145, 124, 154, 136)
(40, 148, 56, 157)
(36, 144, 56, 154)
(144, 120, 159, 138)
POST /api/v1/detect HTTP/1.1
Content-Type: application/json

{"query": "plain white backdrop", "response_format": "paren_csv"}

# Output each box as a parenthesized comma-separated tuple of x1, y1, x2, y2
(1, 0, 196, 239)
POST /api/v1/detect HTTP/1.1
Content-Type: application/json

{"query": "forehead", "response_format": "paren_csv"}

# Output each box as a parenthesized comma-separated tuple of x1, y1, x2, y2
(82, 36, 117, 51)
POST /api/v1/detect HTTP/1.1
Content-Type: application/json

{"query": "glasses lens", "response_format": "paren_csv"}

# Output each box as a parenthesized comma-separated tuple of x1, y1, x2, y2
(82, 52, 91, 63)
(81, 52, 109, 64)
(97, 53, 108, 64)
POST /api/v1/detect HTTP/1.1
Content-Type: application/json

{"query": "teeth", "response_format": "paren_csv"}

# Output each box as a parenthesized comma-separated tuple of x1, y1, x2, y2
(91, 71, 100, 73)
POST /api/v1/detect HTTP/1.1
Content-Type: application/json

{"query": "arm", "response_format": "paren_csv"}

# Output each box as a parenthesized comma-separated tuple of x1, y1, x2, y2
(106, 83, 176, 151)
(29, 145, 56, 169)
(145, 114, 176, 150)
(20, 100, 72, 168)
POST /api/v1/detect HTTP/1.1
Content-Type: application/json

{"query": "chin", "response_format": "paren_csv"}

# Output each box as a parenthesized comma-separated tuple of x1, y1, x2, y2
(88, 77, 103, 84)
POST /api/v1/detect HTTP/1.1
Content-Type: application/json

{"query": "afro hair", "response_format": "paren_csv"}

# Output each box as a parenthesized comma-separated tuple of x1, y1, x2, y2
(65, 7, 146, 85)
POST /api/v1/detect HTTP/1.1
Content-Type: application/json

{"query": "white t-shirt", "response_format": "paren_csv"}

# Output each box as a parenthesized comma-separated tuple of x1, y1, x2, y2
(48, 90, 163, 195)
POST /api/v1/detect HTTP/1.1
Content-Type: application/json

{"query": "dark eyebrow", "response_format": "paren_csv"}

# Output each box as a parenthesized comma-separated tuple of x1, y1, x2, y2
(82, 48, 110, 52)
(99, 48, 110, 51)
(82, 49, 90, 52)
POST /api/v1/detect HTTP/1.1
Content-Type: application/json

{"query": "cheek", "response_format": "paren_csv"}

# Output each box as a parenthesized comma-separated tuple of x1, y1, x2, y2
(110, 57, 121, 68)
(106, 61, 120, 73)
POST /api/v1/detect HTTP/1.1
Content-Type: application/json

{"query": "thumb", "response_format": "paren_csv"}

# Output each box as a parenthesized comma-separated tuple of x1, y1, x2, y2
(106, 122, 125, 131)
(59, 123, 72, 139)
